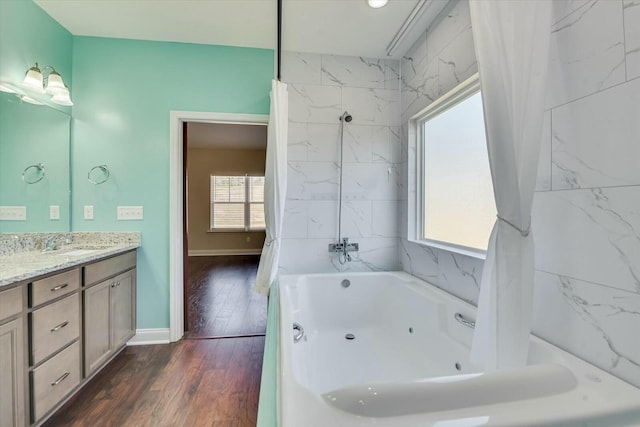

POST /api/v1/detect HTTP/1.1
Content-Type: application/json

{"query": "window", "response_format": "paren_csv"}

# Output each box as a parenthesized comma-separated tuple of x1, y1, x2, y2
(210, 175, 265, 231)
(413, 74, 496, 256)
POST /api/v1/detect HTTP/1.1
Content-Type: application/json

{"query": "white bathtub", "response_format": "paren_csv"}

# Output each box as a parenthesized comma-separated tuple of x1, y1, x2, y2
(278, 271, 640, 426)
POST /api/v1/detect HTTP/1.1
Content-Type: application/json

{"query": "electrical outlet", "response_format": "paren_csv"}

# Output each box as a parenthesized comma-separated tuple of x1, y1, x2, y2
(117, 206, 143, 220)
(0, 206, 26, 220)
(84, 205, 94, 220)
(246, 236, 251, 243)
(49, 205, 60, 220)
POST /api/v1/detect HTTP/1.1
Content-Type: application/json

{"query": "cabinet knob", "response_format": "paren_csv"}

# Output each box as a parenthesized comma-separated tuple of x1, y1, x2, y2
(111, 282, 116, 288)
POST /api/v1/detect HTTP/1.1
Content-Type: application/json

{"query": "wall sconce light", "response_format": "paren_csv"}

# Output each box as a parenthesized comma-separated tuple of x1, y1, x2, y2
(20, 63, 73, 106)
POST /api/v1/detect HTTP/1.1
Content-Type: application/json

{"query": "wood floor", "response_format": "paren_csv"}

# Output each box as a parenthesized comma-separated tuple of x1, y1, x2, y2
(44, 337, 265, 427)
(44, 256, 268, 426)
(185, 255, 266, 339)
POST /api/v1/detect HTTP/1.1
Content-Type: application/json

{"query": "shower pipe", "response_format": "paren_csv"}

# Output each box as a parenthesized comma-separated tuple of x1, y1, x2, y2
(329, 111, 359, 265)
(337, 111, 352, 246)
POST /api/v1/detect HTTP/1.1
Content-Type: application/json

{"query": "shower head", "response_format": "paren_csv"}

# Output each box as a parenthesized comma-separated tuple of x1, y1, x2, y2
(340, 111, 352, 123)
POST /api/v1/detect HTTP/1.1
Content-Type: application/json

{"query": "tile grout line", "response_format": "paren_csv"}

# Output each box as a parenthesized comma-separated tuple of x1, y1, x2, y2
(536, 268, 640, 296)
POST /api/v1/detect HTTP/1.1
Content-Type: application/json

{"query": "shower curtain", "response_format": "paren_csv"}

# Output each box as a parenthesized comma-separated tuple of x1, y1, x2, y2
(469, 0, 552, 370)
(254, 80, 288, 296)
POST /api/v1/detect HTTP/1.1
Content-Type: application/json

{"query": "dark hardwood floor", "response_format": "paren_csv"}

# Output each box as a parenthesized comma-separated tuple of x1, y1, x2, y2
(45, 255, 268, 426)
(185, 255, 267, 339)
(44, 337, 265, 427)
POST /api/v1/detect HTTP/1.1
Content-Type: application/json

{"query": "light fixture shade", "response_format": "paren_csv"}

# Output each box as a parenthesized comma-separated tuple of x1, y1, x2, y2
(22, 64, 44, 93)
(20, 95, 44, 105)
(368, 0, 388, 8)
(50, 86, 73, 106)
(45, 71, 66, 95)
(0, 82, 16, 93)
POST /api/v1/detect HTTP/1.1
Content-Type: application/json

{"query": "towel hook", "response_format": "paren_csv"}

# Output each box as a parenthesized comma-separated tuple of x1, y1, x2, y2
(88, 164, 110, 185)
(22, 163, 45, 184)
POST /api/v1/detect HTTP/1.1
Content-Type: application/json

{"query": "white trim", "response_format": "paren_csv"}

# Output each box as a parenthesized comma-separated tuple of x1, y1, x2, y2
(409, 73, 490, 259)
(386, 0, 451, 57)
(169, 111, 269, 343)
(188, 249, 263, 256)
(127, 328, 171, 345)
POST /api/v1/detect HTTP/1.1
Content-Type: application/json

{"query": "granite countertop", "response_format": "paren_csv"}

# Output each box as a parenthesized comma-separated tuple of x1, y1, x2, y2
(0, 232, 141, 288)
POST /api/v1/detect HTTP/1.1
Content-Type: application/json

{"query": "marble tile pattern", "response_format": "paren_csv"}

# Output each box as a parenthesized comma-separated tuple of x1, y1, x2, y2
(532, 271, 640, 387)
(625, 0, 640, 79)
(0, 232, 141, 287)
(533, 187, 640, 295)
(401, 0, 477, 123)
(280, 51, 401, 274)
(551, 77, 640, 190)
(398, 0, 640, 387)
(548, 0, 626, 108)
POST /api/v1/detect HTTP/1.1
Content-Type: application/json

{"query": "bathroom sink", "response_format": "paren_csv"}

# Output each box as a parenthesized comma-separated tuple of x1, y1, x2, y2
(52, 245, 112, 256)
(60, 249, 101, 256)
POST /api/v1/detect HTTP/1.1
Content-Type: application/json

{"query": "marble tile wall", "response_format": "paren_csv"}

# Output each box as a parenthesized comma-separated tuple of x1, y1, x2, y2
(279, 52, 401, 274)
(398, 0, 640, 386)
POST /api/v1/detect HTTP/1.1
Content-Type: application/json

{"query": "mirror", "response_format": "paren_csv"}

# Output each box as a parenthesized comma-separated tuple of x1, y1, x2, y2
(0, 91, 71, 232)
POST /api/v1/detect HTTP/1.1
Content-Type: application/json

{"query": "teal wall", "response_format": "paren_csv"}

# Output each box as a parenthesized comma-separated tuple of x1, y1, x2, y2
(0, 0, 72, 232)
(71, 36, 273, 328)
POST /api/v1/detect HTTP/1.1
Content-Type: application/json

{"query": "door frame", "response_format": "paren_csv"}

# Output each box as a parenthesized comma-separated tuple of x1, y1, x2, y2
(169, 111, 269, 342)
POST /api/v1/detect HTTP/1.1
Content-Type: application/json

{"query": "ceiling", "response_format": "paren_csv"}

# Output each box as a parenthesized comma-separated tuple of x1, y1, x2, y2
(187, 122, 267, 150)
(33, 0, 433, 59)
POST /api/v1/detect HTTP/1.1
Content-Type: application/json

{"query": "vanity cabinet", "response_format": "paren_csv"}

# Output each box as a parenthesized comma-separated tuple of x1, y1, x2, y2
(83, 252, 136, 377)
(0, 286, 26, 427)
(0, 248, 137, 427)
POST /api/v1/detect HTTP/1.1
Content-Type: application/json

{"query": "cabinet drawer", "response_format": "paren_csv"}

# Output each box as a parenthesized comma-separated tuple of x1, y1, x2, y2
(31, 269, 80, 307)
(84, 251, 136, 286)
(0, 286, 23, 322)
(31, 341, 80, 422)
(31, 293, 80, 365)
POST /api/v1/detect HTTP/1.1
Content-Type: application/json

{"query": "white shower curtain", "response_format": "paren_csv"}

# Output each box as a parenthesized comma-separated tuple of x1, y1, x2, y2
(254, 80, 288, 296)
(469, 0, 552, 370)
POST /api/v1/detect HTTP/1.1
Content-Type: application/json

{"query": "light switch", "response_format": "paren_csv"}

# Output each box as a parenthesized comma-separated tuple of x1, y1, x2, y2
(84, 205, 94, 220)
(117, 206, 143, 220)
(0, 206, 27, 220)
(49, 205, 60, 220)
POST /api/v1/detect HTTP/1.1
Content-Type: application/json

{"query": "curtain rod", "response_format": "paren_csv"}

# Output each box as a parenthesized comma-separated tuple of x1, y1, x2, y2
(277, 0, 282, 81)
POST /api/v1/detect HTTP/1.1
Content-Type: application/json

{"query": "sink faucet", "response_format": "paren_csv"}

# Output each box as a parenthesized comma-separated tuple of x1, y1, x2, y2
(42, 235, 59, 252)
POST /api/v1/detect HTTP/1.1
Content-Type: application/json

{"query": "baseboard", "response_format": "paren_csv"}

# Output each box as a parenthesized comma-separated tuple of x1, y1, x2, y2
(127, 328, 171, 345)
(188, 249, 262, 256)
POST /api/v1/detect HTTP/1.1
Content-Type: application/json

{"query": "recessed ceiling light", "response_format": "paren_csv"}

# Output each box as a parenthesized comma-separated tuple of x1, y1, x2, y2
(368, 0, 388, 9)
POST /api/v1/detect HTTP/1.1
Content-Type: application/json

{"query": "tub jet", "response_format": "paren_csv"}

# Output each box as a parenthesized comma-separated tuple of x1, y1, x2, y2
(345, 333, 355, 340)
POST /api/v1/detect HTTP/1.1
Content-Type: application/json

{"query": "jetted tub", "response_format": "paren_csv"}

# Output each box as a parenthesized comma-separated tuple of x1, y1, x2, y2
(277, 272, 640, 426)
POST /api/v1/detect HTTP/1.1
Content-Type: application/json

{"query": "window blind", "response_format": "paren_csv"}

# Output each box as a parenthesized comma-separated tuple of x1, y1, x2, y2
(210, 175, 265, 230)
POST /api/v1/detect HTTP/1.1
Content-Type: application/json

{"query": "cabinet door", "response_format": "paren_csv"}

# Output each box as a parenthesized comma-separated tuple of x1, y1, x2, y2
(0, 318, 25, 427)
(83, 280, 111, 377)
(111, 269, 136, 350)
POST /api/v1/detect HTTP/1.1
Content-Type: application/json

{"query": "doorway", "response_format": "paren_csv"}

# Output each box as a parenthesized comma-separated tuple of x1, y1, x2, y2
(183, 121, 268, 339)
(169, 111, 269, 342)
